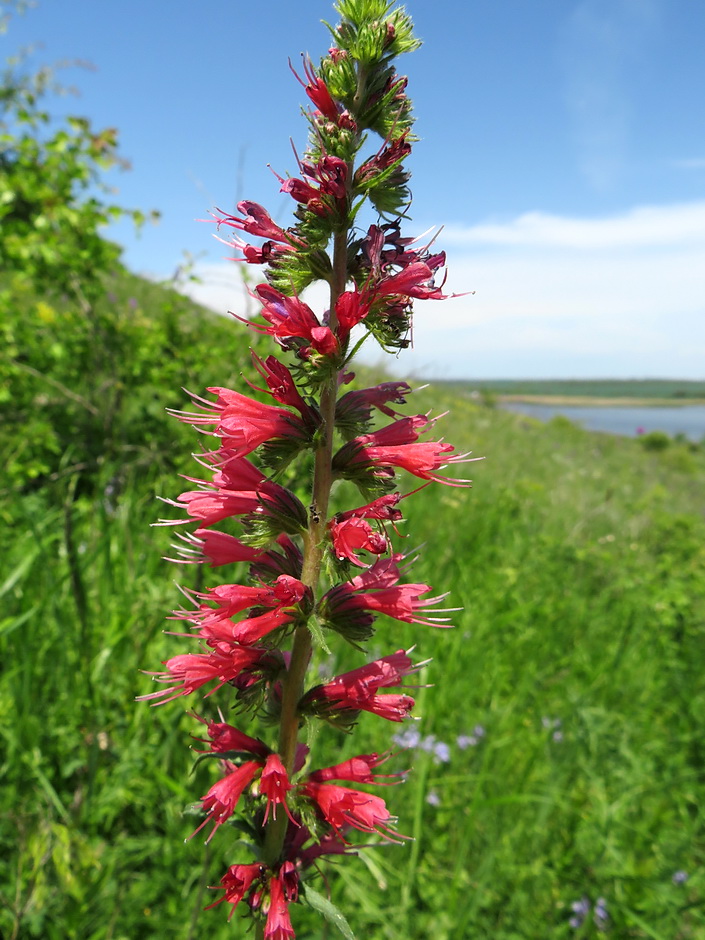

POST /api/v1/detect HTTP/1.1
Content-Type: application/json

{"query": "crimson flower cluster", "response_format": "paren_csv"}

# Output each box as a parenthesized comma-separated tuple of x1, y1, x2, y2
(141, 3, 473, 937)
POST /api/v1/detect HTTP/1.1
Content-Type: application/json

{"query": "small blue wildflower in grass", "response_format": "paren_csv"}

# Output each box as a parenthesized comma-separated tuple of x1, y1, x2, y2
(433, 741, 451, 764)
(672, 870, 688, 884)
(420, 734, 437, 753)
(552, 730, 564, 743)
(391, 726, 422, 750)
(594, 897, 608, 930)
(457, 724, 486, 749)
(426, 790, 440, 806)
(569, 896, 590, 929)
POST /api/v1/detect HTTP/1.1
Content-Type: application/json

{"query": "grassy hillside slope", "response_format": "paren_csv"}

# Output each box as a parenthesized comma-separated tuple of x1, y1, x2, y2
(1, 269, 704, 939)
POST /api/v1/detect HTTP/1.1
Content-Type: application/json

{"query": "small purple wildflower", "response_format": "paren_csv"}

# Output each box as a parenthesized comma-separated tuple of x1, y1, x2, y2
(420, 734, 437, 753)
(552, 730, 564, 743)
(672, 870, 688, 884)
(433, 741, 451, 764)
(569, 896, 590, 929)
(391, 726, 422, 750)
(594, 897, 608, 930)
(426, 790, 440, 806)
(457, 724, 486, 749)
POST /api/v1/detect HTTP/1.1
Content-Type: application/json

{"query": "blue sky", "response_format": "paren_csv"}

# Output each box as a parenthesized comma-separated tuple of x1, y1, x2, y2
(5, 0, 705, 378)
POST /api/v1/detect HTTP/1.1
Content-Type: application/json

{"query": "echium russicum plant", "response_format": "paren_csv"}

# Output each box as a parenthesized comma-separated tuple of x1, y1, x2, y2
(140, 2, 476, 937)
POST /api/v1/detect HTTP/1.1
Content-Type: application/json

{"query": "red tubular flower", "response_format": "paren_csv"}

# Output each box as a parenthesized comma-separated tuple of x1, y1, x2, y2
(320, 556, 456, 630)
(369, 260, 448, 301)
(358, 440, 476, 485)
(137, 646, 270, 705)
(167, 528, 269, 567)
(291, 55, 340, 121)
(179, 575, 307, 626)
(328, 516, 387, 565)
(248, 284, 339, 357)
(357, 414, 431, 446)
(193, 760, 262, 843)
(334, 289, 371, 343)
(250, 353, 319, 422)
(335, 382, 411, 428)
(334, 415, 478, 486)
(214, 201, 293, 242)
(157, 454, 265, 527)
(265, 866, 298, 940)
(335, 493, 404, 524)
(206, 862, 267, 916)
(354, 132, 411, 187)
(170, 386, 311, 460)
(301, 781, 398, 841)
(225, 606, 299, 647)
(259, 753, 295, 823)
(193, 716, 271, 758)
(308, 752, 396, 784)
(300, 650, 418, 722)
(177, 575, 309, 651)
(160, 454, 307, 534)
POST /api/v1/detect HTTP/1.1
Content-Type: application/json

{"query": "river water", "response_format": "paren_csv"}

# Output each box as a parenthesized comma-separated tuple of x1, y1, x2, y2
(501, 403, 705, 442)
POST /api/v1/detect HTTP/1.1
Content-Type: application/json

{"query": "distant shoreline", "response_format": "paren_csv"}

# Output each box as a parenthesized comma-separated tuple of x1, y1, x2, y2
(496, 394, 705, 407)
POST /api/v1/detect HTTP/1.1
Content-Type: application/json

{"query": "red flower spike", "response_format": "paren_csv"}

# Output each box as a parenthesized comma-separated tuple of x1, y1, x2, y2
(140, 8, 468, 935)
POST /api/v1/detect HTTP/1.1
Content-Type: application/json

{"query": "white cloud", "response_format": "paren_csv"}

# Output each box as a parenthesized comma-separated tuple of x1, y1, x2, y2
(178, 262, 258, 319)
(180, 200, 705, 379)
(441, 201, 705, 250)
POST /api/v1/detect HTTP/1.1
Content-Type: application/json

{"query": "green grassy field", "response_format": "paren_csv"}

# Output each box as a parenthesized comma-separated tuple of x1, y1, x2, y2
(2, 275, 704, 939)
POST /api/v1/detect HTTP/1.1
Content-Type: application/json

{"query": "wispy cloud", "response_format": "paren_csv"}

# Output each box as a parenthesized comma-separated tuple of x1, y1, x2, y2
(673, 158, 705, 171)
(558, 0, 662, 191)
(441, 201, 705, 250)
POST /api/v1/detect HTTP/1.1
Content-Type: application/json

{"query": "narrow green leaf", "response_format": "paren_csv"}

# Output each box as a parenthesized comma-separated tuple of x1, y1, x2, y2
(301, 883, 357, 940)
